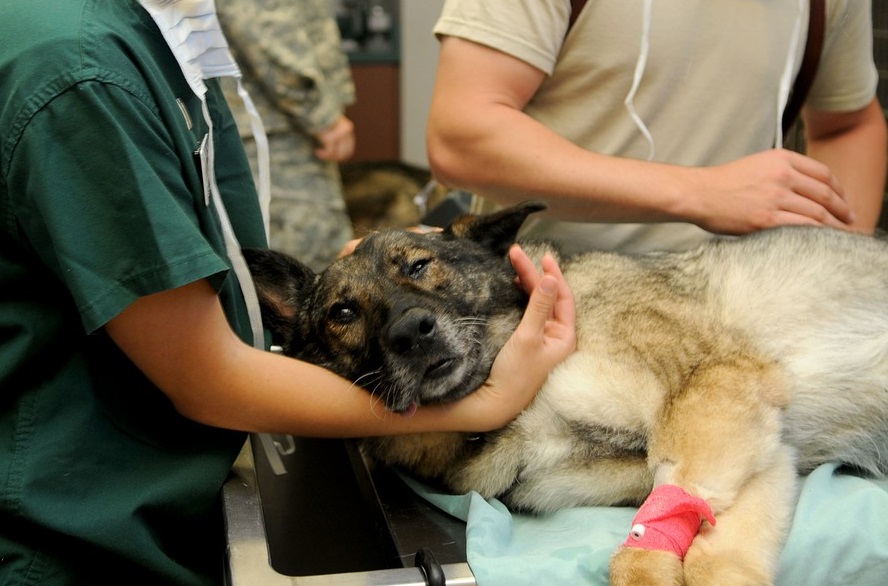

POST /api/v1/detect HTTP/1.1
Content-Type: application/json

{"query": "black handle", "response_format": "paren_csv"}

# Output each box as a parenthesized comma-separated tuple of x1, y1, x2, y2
(415, 547, 446, 586)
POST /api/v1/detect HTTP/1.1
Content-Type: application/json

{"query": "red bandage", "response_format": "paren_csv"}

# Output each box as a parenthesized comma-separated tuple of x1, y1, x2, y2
(621, 484, 716, 559)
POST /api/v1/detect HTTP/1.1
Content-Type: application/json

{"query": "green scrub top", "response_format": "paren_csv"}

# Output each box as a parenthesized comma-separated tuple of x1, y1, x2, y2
(0, 1, 267, 584)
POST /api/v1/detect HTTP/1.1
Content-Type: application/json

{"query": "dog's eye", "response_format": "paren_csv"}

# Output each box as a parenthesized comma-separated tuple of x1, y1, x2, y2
(406, 259, 430, 279)
(328, 303, 358, 324)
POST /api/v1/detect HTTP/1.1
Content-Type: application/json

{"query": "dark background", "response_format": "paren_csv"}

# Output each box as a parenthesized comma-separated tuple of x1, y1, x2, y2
(871, 1, 888, 228)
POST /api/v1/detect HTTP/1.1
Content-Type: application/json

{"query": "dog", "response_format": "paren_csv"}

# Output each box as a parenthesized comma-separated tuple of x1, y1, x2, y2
(244, 201, 888, 585)
(340, 160, 449, 235)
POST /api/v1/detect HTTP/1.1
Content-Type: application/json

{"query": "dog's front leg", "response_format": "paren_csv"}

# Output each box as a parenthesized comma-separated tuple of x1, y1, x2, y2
(611, 451, 796, 586)
(610, 355, 793, 586)
(682, 446, 797, 586)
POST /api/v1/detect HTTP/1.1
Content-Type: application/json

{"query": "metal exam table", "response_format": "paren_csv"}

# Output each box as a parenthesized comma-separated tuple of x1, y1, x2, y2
(222, 434, 478, 585)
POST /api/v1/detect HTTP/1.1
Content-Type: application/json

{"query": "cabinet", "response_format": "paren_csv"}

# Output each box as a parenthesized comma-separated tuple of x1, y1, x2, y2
(346, 63, 401, 162)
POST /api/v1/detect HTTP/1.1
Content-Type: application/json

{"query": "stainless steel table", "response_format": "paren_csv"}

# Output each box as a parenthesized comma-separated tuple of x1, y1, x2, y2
(223, 435, 477, 586)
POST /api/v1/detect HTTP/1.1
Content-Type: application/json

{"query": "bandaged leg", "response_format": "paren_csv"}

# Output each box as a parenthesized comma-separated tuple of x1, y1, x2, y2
(610, 356, 792, 586)
(682, 447, 797, 586)
(622, 484, 716, 559)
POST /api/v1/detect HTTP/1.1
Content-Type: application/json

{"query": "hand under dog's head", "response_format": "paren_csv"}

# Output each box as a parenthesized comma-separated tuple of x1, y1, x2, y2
(244, 201, 548, 414)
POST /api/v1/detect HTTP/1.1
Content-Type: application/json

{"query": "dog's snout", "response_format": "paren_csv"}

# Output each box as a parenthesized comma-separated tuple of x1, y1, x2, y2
(387, 307, 437, 354)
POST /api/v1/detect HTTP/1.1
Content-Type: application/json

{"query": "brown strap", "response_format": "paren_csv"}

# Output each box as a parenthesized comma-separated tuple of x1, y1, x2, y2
(783, 0, 826, 134)
(567, 0, 587, 34)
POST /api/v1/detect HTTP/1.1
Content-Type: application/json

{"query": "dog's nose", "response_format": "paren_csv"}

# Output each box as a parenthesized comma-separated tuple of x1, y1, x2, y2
(386, 307, 437, 354)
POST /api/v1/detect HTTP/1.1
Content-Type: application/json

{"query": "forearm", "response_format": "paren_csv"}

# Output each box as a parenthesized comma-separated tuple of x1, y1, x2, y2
(804, 98, 887, 232)
(428, 100, 689, 223)
(106, 280, 497, 437)
(429, 36, 855, 237)
(173, 335, 551, 438)
(106, 258, 574, 438)
(174, 335, 427, 437)
(426, 36, 690, 224)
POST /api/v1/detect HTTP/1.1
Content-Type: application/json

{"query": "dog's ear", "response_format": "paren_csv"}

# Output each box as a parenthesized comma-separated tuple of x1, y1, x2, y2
(444, 200, 547, 256)
(242, 248, 317, 345)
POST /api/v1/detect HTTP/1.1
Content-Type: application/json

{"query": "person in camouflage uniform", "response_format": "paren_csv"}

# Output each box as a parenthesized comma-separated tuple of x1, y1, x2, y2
(218, 0, 356, 272)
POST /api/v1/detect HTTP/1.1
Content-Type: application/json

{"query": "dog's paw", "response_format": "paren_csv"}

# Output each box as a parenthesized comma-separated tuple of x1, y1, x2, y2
(683, 545, 772, 586)
(609, 546, 684, 586)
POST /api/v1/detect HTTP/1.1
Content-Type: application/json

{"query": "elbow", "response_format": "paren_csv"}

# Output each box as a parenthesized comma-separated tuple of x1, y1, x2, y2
(427, 125, 486, 192)
(427, 134, 463, 190)
(168, 393, 222, 428)
(164, 380, 243, 431)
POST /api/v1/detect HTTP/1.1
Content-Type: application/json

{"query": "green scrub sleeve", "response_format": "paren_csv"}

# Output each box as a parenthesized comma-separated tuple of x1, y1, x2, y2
(6, 78, 230, 333)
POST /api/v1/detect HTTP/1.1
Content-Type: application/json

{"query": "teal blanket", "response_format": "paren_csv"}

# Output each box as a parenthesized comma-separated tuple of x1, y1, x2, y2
(406, 463, 888, 586)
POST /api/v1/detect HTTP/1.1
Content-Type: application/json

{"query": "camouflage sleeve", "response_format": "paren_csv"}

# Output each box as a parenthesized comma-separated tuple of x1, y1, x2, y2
(218, 0, 357, 136)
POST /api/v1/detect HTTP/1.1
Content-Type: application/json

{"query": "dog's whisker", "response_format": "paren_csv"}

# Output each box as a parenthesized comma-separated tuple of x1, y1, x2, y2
(457, 314, 488, 322)
(353, 370, 383, 388)
(368, 387, 389, 420)
(349, 370, 391, 420)
(352, 372, 385, 400)
(457, 316, 489, 328)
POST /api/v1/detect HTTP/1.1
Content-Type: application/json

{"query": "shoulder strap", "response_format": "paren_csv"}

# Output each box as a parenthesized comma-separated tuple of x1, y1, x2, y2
(568, 0, 587, 34)
(782, 0, 826, 134)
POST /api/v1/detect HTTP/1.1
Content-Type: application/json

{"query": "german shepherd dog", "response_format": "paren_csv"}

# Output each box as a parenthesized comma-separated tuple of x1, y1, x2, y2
(244, 202, 888, 585)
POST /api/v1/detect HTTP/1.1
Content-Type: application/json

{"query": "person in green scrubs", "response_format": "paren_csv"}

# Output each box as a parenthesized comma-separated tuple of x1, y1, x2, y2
(0, 1, 576, 584)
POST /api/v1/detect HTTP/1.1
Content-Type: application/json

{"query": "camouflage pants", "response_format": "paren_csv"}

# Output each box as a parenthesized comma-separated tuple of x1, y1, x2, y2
(241, 132, 354, 272)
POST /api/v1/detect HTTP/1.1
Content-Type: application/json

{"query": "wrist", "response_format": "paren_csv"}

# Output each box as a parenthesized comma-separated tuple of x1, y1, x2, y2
(466, 376, 539, 432)
(657, 164, 707, 226)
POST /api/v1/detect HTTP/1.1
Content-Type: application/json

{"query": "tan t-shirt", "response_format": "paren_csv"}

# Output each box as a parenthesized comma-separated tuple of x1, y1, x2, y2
(434, 0, 879, 253)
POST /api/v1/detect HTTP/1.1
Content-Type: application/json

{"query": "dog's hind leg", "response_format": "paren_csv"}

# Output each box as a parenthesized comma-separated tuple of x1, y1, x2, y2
(610, 354, 794, 586)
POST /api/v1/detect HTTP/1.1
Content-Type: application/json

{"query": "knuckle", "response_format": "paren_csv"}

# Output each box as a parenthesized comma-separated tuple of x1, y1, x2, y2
(811, 206, 830, 223)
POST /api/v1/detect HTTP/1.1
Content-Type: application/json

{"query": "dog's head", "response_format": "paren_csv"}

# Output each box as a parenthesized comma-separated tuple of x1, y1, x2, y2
(245, 201, 547, 413)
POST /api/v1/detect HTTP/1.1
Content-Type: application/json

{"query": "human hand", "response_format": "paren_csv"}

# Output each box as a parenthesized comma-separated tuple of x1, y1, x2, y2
(455, 245, 576, 431)
(314, 115, 355, 162)
(687, 149, 853, 234)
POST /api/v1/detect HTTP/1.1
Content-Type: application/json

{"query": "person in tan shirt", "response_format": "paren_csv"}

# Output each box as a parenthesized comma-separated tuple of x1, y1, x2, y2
(428, 0, 887, 255)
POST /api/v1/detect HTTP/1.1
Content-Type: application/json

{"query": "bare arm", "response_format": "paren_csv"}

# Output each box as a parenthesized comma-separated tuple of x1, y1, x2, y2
(104, 247, 575, 438)
(802, 97, 887, 232)
(427, 36, 854, 235)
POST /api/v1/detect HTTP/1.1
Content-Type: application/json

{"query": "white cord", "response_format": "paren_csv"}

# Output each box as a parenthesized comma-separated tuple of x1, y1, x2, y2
(200, 100, 265, 352)
(624, 0, 656, 161)
(235, 78, 271, 238)
(201, 98, 289, 475)
(776, 0, 807, 147)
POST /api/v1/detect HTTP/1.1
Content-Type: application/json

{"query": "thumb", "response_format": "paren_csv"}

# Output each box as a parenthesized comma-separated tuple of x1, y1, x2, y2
(516, 273, 558, 336)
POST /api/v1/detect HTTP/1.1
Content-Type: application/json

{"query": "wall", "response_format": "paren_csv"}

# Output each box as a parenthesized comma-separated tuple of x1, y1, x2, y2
(399, 0, 445, 167)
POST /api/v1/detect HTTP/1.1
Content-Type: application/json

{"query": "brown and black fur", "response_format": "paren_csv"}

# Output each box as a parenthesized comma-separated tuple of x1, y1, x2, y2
(245, 202, 888, 585)
(341, 161, 448, 235)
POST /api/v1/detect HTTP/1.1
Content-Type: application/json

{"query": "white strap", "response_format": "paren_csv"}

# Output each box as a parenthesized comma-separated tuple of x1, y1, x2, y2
(141, 0, 286, 474)
(775, 0, 807, 147)
(235, 78, 271, 238)
(201, 99, 289, 475)
(624, 0, 655, 161)
(200, 99, 265, 351)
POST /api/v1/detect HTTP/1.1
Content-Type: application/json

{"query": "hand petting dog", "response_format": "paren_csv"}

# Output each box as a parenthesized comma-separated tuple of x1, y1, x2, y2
(454, 245, 576, 431)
